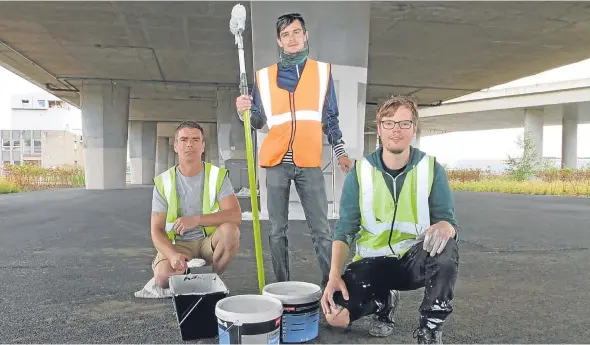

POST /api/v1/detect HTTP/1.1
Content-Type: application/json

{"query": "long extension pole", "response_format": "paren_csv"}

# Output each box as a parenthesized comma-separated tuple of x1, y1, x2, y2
(229, 4, 265, 293)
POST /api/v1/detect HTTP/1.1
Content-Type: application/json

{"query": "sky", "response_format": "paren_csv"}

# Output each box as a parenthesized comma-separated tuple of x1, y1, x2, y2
(1, 59, 589, 166)
(418, 58, 590, 165)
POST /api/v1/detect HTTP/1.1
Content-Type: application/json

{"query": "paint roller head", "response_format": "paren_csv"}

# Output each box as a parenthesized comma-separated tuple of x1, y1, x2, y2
(230, 3, 246, 35)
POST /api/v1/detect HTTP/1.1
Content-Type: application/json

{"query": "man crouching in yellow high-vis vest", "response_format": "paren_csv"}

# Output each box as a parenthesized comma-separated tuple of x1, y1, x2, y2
(320, 96, 460, 344)
(150, 121, 242, 288)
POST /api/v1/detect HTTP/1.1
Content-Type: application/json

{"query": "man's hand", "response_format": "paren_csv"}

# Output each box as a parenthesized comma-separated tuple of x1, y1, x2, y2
(321, 276, 349, 315)
(338, 156, 353, 174)
(236, 95, 252, 114)
(421, 221, 456, 257)
(169, 252, 190, 271)
(173, 216, 199, 236)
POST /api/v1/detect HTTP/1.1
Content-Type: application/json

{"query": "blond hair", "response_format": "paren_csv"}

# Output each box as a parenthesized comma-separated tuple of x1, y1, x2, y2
(376, 95, 419, 124)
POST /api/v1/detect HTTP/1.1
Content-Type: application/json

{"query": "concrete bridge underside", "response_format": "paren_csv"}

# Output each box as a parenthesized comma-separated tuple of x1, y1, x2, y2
(2, 1, 590, 213)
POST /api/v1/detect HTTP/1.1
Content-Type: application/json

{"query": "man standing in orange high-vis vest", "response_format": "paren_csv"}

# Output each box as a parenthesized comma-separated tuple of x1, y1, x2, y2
(236, 12, 353, 288)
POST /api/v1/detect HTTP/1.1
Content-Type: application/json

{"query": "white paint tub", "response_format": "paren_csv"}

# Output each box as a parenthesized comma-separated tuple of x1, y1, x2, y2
(215, 294, 283, 344)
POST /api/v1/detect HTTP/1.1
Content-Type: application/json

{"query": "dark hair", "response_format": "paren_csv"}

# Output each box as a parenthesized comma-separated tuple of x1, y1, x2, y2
(174, 121, 204, 140)
(276, 13, 306, 38)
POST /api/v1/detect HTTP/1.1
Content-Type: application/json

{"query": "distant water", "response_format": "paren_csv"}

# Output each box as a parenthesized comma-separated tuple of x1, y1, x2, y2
(447, 158, 590, 172)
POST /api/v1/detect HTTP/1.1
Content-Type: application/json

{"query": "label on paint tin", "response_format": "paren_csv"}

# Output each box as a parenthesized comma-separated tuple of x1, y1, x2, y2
(281, 301, 320, 343)
(217, 317, 281, 344)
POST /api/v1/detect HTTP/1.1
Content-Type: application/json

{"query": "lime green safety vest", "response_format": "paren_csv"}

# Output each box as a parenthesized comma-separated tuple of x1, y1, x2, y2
(153, 162, 228, 243)
(353, 154, 435, 261)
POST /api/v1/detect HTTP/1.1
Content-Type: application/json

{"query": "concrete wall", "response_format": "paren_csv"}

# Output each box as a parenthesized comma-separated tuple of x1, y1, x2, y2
(41, 130, 84, 168)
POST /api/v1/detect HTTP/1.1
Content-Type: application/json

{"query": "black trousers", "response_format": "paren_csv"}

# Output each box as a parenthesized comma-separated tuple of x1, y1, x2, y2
(333, 238, 459, 330)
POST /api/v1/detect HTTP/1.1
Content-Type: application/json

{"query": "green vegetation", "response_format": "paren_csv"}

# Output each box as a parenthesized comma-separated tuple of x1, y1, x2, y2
(0, 164, 85, 194)
(448, 131, 590, 197)
(0, 178, 21, 194)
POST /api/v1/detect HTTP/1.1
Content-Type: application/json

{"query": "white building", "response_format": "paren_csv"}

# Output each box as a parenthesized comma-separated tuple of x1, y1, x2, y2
(1, 93, 83, 168)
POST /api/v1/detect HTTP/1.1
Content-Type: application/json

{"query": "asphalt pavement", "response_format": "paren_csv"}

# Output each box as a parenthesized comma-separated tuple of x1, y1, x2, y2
(0, 187, 588, 343)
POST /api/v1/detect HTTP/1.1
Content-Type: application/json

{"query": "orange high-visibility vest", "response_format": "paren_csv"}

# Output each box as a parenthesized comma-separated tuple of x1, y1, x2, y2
(256, 59, 331, 168)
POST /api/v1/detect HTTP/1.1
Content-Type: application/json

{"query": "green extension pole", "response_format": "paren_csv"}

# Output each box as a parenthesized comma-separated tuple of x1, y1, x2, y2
(241, 109, 265, 293)
(229, 3, 266, 293)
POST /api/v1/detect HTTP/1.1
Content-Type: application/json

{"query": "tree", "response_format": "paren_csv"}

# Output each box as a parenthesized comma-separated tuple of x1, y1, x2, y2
(505, 130, 541, 181)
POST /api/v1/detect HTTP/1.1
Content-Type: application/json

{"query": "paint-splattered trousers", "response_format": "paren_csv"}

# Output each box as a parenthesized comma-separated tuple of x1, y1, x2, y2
(333, 238, 459, 330)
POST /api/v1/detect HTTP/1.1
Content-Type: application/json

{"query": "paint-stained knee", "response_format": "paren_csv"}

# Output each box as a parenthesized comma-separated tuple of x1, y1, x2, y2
(325, 307, 350, 328)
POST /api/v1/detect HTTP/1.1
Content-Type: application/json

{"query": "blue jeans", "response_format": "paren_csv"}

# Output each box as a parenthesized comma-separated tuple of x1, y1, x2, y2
(265, 163, 332, 286)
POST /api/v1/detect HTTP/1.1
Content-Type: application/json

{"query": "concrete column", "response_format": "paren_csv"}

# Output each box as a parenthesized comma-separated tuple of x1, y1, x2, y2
(202, 122, 219, 166)
(562, 103, 579, 169)
(523, 108, 544, 162)
(364, 133, 378, 155)
(167, 145, 175, 168)
(155, 136, 169, 175)
(251, 2, 371, 218)
(128, 121, 157, 184)
(81, 83, 130, 189)
(216, 88, 246, 168)
(411, 128, 422, 148)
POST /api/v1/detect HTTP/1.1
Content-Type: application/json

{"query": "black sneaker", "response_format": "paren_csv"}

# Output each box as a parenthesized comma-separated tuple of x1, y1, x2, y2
(368, 290, 400, 337)
(413, 326, 443, 344)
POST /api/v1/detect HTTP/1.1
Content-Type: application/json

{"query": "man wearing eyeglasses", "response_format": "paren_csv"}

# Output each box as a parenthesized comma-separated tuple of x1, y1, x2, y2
(320, 96, 460, 344)
(235, 13, 353, 288)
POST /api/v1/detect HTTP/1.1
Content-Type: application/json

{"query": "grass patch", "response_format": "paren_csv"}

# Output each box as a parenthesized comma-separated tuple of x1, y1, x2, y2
(448, 168, 590, 197)
(0, 178, 21, 194)
(1, 164, 85, 192)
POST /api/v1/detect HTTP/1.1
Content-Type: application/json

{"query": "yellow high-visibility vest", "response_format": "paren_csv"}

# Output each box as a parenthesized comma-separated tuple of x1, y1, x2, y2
(354, 155, 435, 261)
(153, 162, 227, 243)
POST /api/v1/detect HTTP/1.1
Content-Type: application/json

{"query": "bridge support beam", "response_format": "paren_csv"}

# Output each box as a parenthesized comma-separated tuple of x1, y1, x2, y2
(128, 121, 157, 185)
(167, 145, 175, 168)
(411, 128, 422, 148)
(562, 104, 579, 169)
(155, 136, 169, 176)
(81, 83, 130, 189)
(523, 108, 544, 165)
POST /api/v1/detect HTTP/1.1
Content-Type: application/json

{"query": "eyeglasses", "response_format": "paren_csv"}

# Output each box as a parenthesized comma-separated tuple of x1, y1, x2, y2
(380, 120, 414, 130)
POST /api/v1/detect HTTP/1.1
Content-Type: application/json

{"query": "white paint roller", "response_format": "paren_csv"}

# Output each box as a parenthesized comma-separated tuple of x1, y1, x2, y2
(229, 3, 248, 92)
(229, 3, 247, 37)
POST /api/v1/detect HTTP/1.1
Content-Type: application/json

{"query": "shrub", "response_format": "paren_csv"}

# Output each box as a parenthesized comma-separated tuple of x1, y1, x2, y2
(2, 164, 85, 191)
(0, 178, 21, 194)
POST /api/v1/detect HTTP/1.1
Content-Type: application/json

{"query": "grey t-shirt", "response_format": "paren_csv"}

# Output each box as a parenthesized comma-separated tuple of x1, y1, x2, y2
(152, 165, 235, 241)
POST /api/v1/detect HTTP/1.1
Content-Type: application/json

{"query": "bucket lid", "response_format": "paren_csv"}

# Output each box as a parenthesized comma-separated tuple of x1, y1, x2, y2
(215, 295, 283, 325)
(262, 281, 321, 305)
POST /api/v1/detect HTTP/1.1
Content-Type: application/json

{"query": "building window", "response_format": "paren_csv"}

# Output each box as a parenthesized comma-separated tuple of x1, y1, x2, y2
(12, 131, 20, 148)
(48, 100, 65, 108)
(2, 138, 9, 150)
(38, 100, 46, 108)
(21, 99, 30, 108)
(33, 139, 42, 154)
(22, 131, 32, 155)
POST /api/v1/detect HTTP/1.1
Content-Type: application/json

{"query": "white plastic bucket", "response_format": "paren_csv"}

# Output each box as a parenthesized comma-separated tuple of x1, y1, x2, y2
(215, 294, 283, 344)
(262, 282, 321, 343)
